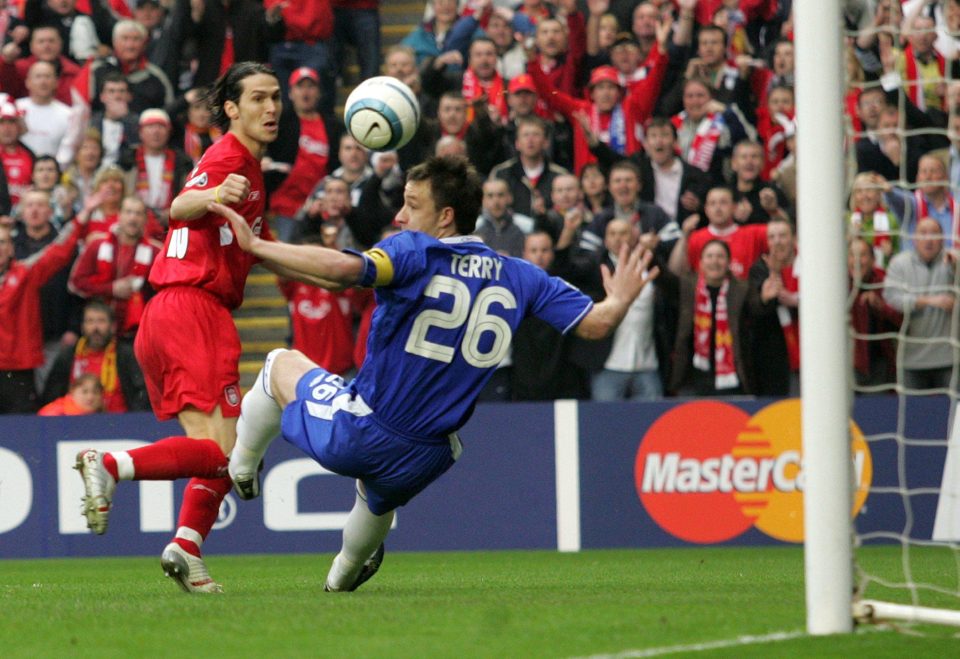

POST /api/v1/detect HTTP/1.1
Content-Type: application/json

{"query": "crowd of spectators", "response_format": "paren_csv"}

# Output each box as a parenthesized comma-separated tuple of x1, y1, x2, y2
(1, 0, 959, 416)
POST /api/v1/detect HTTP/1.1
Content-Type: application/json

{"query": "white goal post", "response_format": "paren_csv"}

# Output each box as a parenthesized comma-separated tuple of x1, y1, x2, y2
(796, 0, 854, 636)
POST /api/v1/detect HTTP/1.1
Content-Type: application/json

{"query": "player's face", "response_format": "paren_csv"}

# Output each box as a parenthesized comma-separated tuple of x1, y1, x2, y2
(82, 309, 113, 350)
(700, 242, 731, 285)
(396, 179, 448, 236)
(608, 168, 639, 207)
(72, 379, 103, 412)
(705, 189, 734, 226)
(230, 73, 282, 147)
(523, 233, 554, 269)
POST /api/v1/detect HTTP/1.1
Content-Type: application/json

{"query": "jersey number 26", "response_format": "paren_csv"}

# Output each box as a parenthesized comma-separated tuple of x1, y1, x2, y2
(405, 274, 517, 368)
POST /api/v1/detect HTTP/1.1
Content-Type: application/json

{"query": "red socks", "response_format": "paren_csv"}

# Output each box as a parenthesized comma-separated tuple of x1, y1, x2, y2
(104, 436, 228, 481)
(173, 476, 233, 557)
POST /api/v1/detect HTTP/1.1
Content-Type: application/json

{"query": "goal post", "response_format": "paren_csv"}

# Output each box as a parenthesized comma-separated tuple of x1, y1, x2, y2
(795, 0, 854, 636)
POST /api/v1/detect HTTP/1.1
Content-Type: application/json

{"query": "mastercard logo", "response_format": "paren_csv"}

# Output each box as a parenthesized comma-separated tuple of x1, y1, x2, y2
(634, 400, 872, 544)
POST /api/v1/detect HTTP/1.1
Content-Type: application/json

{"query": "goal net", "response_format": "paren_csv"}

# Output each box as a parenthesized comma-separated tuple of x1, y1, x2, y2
(825, 0, 960, 630)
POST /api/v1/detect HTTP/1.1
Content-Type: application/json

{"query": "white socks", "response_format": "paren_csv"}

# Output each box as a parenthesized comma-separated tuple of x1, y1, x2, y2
(229, 352, 284, 480)
(326, 484, 395, 591)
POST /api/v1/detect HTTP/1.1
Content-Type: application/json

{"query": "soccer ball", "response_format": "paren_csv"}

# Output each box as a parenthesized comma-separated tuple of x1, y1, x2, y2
(344, 76, 421, 152)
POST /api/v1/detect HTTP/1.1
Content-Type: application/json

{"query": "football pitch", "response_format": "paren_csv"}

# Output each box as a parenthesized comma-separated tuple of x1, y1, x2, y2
(2, 546, 956, 657)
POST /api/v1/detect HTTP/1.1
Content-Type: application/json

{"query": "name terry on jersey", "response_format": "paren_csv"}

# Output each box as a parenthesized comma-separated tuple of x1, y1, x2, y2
(450, 254, 503, 280)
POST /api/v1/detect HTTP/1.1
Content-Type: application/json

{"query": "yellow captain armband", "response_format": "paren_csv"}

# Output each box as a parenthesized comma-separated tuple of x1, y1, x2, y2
(364, 247, 394, 287)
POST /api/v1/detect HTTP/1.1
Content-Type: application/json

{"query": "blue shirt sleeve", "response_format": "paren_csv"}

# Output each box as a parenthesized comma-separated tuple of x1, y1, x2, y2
(519, 260, 593, 334)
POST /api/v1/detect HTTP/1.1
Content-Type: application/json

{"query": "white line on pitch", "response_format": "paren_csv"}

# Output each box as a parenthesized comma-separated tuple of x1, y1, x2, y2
(570, 630, 808, 658)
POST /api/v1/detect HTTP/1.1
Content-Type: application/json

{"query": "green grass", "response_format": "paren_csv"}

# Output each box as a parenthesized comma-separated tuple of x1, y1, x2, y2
(1, 547, 957, 657)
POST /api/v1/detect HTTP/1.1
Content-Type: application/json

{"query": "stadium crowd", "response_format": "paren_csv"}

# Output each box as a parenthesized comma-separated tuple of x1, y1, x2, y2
(0, 0, 957, 415)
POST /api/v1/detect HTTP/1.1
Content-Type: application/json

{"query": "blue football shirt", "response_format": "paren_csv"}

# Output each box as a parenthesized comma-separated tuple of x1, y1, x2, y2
(347, 231, 592, 439)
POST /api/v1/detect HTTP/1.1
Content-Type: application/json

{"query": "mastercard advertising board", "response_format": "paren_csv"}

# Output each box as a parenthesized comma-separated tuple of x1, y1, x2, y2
(634, 399, 871, 544)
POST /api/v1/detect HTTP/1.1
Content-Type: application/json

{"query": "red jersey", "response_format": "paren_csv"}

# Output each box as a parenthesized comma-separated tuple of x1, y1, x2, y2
(1, 143, 33, 206)
(687, 223, 768, 280)
(149, 133, 272, 310)
(0, 221, 80, 370)
(280, 279, 357, 375)
(269, 116, 329, 217)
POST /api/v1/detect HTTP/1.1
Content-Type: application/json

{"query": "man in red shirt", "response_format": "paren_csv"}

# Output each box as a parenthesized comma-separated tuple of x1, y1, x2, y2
(75, 62, 304, 593)
(68, 195, 159, 338)
(669, 186, 767, 280)
(0, 213, 86, 413)
(0, 100, 33, 207)
(266, 66, 330, 243)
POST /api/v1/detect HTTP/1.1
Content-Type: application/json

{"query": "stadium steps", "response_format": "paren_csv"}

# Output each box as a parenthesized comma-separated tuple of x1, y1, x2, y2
(233, 266, 289, 389)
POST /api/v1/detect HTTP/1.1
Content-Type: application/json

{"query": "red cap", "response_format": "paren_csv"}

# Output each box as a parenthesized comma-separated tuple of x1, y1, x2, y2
(587, 66, 623, 90)
(508, 74, 536, 95)
(289, 67, 319, 87)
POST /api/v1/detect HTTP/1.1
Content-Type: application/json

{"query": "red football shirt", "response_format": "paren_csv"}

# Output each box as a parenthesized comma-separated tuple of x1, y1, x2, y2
(269, 116, 329, 217)
(149, 133, 272, 310)
(280, 279, 355, 376)
(687, 223, 768, 280)
(1, 144, 33, 206)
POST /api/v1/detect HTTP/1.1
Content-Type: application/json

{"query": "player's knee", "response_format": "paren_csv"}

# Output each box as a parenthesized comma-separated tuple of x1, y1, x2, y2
(267, 349, 316, 407)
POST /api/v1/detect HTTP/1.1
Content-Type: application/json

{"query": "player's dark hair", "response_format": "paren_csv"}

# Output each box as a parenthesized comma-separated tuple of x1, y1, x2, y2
(84, 299, 115, 322)
(206, 61, 278, 131)
(407, 155, 483, 235)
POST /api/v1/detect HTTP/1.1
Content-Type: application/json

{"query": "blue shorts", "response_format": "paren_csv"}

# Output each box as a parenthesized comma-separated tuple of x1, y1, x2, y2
(280, 367, 461, 515)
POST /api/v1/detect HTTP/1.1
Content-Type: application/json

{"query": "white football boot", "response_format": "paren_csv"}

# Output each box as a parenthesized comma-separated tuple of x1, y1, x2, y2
(74, 449, 117, 535)
(160, 543, 224, 594)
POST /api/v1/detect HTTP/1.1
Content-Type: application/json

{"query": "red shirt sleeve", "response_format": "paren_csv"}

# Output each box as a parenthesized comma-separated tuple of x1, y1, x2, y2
(527, 56, 587, 121)
(26, 222, 81, 286)
(68, 238, 114, 298)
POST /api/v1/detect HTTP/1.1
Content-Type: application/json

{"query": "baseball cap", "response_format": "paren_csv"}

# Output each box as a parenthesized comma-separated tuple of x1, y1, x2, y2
(289, 67, 320, 87)
(610, 32, 640, 49)
(0, 102, 20, 120)
(139, 108, 171, 127)
(508, 74, 536, 95)
(587, 66, 623, 90)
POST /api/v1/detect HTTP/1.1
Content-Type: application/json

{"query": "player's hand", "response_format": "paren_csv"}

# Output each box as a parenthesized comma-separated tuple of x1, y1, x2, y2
(215, 174, 251, 206)
(602, 242, 659, 304)
(209, 202, 258, 253)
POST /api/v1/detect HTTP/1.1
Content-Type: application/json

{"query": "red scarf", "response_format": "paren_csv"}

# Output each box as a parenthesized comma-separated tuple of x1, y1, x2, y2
(89, 233, 155, 334)
(184, 123, 223, 165)
(913, 190, 958, 241)
(777, 264, 800, 371)
(692, 275, 739, 390)
(135, 147, 176, 211)
(903, 43, 945, 111)
(673, 112, 723, 173)
(462, 67, 507, 125)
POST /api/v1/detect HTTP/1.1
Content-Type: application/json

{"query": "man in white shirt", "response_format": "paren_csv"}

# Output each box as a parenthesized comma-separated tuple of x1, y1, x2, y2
(15, 60, 71, 166)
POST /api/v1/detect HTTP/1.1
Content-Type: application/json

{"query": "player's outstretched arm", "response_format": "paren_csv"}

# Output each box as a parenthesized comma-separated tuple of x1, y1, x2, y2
(211, 202, 364, 287)
(170, 174, 252, 221)
(574, 244, 659, 340)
